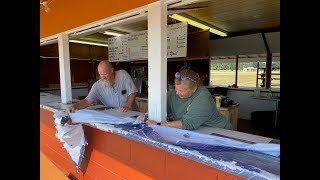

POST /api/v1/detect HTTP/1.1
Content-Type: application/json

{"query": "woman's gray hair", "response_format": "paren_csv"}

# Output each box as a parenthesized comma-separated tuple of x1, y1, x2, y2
(174, 69, 200, 88)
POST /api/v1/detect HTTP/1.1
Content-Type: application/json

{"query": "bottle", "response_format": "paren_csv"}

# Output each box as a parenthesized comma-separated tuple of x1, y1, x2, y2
(267, 88, 273, 97)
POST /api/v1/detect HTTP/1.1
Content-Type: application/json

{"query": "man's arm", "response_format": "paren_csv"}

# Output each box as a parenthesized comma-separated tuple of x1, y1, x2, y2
(119, 92, 137, 112)
(118, 70, 139, 112)
(66, 99, 92, 114)
(127, 92, 137, 109)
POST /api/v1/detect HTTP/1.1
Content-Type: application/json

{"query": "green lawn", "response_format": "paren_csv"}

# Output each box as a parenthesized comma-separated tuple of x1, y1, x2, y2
(210, 70, 280, 88)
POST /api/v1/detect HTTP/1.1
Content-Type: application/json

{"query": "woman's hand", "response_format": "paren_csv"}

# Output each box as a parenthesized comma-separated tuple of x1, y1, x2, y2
(145, 120, 157, 125)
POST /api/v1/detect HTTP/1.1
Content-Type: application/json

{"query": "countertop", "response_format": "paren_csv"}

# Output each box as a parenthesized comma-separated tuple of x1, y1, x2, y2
(136, 93, 148, 101)
(40, 86, 88, 91)
(251, 96, 281, 101)
(40, 92, 280, 180)
(217, 103, 240, 110)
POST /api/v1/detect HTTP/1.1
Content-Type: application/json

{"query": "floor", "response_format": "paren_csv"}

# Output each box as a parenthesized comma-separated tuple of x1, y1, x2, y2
(237, 118, 280, 140)
(40, 151, 70, 180)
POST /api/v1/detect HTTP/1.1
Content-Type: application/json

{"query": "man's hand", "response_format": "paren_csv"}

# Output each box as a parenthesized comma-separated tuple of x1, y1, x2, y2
(64, 99, 91, 115)
(118, 105, 131, 112)
(65, 106, 76, 115)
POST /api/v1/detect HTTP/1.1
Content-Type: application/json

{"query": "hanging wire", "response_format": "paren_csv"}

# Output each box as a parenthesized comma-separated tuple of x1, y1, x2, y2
(179, 61, 188, 71)
(40, 56, 101, 61)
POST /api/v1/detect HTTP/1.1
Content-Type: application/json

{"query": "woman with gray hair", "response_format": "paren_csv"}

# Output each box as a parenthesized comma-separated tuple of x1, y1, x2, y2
(146, 69, 232, 130)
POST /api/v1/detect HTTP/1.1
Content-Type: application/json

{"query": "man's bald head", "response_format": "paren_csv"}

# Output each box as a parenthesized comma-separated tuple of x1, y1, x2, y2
(98, 60, 115, 87)
(98, 60, 113, 71)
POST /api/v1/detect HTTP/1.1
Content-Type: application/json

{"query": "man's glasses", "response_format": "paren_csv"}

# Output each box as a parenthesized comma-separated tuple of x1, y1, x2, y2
(175, 71, 197, 83)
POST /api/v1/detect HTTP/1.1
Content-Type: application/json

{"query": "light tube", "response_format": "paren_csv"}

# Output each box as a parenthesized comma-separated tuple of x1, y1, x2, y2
(169, 14, 227, 37)
(69, 40, 108, 47)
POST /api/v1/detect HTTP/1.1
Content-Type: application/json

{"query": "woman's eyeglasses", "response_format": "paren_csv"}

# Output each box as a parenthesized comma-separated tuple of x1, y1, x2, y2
(175, 72, 197, 83)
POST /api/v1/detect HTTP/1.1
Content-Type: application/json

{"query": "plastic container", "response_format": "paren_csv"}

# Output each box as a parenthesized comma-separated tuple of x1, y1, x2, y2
(215, 96, 222, 108)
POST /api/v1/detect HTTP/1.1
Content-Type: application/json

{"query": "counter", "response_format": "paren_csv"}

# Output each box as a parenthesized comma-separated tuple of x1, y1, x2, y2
(40, 92, 280, 179)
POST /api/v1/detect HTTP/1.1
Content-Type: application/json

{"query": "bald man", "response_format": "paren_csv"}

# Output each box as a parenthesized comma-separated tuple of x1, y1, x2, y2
(66, 60, 139, 115)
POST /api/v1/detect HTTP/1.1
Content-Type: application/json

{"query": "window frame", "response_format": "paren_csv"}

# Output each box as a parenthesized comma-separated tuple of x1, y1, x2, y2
(210, 54, 280, 90)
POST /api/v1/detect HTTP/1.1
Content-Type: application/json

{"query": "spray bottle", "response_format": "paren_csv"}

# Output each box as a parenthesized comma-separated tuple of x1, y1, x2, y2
(267, 88, 273, 97)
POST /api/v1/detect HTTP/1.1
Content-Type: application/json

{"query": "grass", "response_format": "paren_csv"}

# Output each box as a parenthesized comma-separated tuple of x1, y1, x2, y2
(210, 70, 280, 88)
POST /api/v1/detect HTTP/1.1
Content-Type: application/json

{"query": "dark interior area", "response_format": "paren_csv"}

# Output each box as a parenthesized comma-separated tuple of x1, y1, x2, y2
(238, 117, 280, 140)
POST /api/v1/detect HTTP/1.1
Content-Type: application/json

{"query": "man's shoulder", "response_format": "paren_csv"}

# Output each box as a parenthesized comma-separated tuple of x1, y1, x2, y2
(117, 69, 130, 76)
(117, 69, 128, 73)
(92, 79, 100, 85)
(91, 80, 102, 88)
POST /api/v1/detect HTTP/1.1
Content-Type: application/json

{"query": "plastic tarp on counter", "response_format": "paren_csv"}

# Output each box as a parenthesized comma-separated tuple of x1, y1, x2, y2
(53, 109, 142, 169)
(53, 109, 280, 170)
(130, 125, 280, 157)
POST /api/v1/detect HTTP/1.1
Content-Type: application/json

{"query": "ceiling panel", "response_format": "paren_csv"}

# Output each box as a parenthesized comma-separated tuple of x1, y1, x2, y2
(74, 0, 280, 43)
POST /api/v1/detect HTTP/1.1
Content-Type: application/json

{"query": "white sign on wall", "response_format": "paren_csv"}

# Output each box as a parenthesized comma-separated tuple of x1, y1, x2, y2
(167, 22, 187, 58)
(108, 22, 188, 62)
(128, 30, 148, 60)
(108, 35, 128, 62)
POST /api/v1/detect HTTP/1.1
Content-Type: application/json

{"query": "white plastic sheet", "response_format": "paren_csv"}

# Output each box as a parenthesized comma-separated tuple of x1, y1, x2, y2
(54, 111, 87, 170)
(68, 109, 139, 124)
(149, 125, 280, 157)
(53, 109, 141, 170)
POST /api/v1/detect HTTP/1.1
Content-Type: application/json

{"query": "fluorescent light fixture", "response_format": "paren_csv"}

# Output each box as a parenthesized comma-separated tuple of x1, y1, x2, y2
(69, 40, 108, 47)
(103, 30, 125, 37)
(169, 14, 227, 37)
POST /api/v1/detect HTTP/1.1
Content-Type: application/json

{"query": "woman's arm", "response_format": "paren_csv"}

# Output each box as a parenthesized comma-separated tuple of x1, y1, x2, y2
(146, 119, 183, 129)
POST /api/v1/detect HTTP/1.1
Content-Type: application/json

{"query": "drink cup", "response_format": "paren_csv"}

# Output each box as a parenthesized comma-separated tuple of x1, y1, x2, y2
(215, 96, 222, 108)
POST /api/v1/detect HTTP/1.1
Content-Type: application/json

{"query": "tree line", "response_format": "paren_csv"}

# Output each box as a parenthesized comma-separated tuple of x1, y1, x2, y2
(211, 62, 280, 70)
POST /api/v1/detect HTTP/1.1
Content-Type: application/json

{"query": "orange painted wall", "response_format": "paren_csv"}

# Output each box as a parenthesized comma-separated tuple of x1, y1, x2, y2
(40, 108, 246, 180)
(40, 0, 157, 39)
